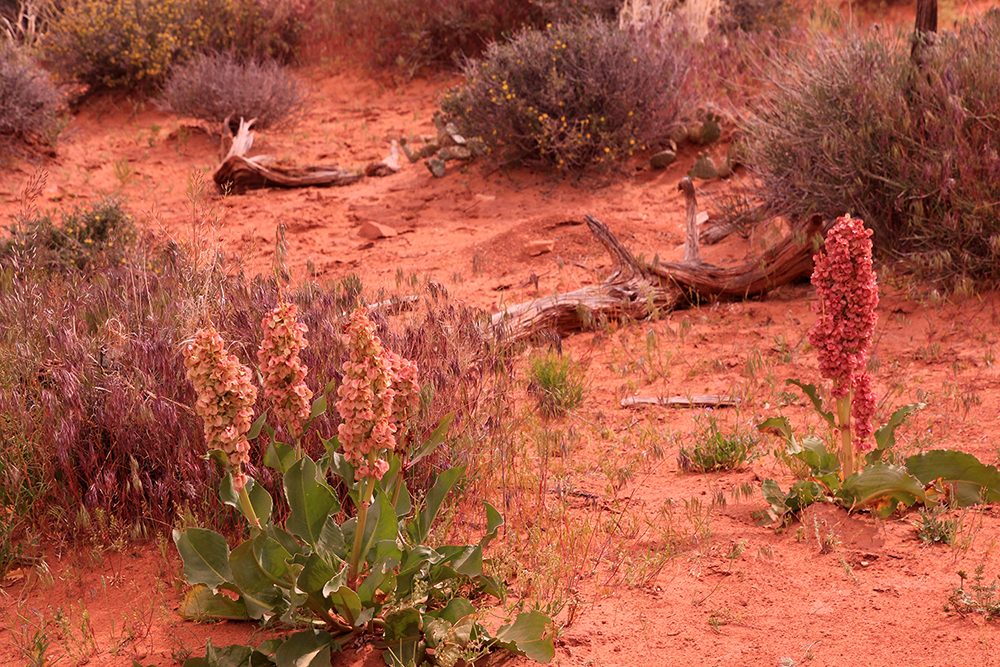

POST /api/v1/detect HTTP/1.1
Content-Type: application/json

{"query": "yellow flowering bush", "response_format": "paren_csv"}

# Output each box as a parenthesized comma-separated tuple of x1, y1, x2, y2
(43, 0, 304, 90)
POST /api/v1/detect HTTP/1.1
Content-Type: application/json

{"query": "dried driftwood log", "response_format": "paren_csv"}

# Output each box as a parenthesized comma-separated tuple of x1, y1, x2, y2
(493, 197, 831, 342)
(212, 118, 398, 193)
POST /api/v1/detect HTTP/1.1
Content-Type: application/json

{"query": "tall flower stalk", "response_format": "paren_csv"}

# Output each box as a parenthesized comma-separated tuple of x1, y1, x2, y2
(336, 308, 420, 584)
(808, 215, 879, 478)
(183, 325, 261, 527)
(257, 300, 313, 454)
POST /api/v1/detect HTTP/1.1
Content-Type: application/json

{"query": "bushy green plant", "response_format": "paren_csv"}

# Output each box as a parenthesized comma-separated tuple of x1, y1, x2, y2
(3, 196, 137, 271)
(757, 216, 1000, 526)
(528, 352, 586, 417)
(162, 51, 307, 130)
(678, 414, 758, 472)
(0, 41, 63, 160)
(441, 19, 689, 170)
(43, 0, 304, 90)
(740, 10, 1000, 283)
(173, 307, 555, 667)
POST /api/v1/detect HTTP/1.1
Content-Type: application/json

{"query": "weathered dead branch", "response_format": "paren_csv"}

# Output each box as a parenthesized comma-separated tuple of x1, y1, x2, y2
(492, 213, 831, 341)
(212, 118, 397, 193)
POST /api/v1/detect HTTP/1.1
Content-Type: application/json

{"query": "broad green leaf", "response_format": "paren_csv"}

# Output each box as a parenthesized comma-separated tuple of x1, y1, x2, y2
(787, 380, 836, 427)
(757, 416, 796, 448)
(350, 490, 397, 570)
(230, 541, 285, 619)
(408, 412, 455, 466)
(308, 392, 327, 421)
(382, 608, 424, 667)
(248, 411, 269, 440)
(428, 598, 476, 625)
(182, 638, 265, 667)
(297, 553, 340, 594)
(326, 585, 365, 627)
(178, 585, 249, 621)
(266, 526, 303, 558)
(480, 501, 504, 551)
(253, 534, 293, 586)
(274, 629, 336, 667)
(496, 610, 555, 663)
(839, 463, 926, 516)
(285, 456, 340, 547)
(264, 441, 297, 474)
(870, 403, 925, 463)
(409, 466, 465, 544)
(316, 516, 348, 561)
(173, 528, 234, 589)
(906, 449, 1000, 506)
(220, 476, 273, 527)
(379, 455, 413, 517)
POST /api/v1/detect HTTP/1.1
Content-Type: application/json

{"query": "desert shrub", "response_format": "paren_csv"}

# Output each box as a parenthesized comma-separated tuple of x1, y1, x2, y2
(528, 352, 586, 417)
(42, 0, 304, 90)
(319, 0, 544, 75)
(441, 20, 689, 170)
(3, 196, 137, 271)
(739, 10, 1000, 283)
(677, 414, 758, 472)
(162, 51, 307, 130)
(0, 41, 63, 160)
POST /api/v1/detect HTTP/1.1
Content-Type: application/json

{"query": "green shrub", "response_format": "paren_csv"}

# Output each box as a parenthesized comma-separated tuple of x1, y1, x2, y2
(3, 196, 137, 272)
(162, 51, 307, 130)
(0, 41, 63, 160)
(678, 415, 758, 472)
(739, 10, 1000, 283)
(42, 0, 304, 90)
(441, 20, 689, 170)
(528, 352, 586, 417)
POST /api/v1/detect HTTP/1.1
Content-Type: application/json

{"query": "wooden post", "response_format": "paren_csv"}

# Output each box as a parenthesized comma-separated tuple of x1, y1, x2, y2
(911, 0, 938, 65)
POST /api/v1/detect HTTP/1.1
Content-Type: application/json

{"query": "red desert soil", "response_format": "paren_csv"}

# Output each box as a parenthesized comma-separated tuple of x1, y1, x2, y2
(4, 5, 1000, 665)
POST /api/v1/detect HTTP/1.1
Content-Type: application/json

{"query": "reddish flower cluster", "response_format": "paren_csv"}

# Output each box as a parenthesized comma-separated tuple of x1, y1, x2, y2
(335, 309, 420, 481)
(808, 215, 879, 450)
(184, 326, 257, 490)
(257, 301, 313, 440)
(851, 371, 877, 452)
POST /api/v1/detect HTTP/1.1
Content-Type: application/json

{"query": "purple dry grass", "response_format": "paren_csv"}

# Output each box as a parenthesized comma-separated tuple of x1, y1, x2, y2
(162, 51, 307, 131)
(1, 194, 519, 540)
(739, 10, 1000, 283)
(0, 41, 63, 161)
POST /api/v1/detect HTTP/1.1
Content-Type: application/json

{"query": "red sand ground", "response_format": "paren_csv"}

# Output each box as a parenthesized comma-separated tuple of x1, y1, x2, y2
(4, 3, 1000, 665)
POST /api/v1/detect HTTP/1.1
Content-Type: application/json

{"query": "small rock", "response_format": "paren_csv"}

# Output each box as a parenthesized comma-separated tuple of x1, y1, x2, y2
(475, 194, 496, 203)
(650, 150, 677, 169)
(359, 221, 397, 239)
(689, 155, 718, 180)
(425, 157, 447, 178)
(525, 240, 554, 256)
(438, 146, 472, 161)
(696, 210, 711, 226)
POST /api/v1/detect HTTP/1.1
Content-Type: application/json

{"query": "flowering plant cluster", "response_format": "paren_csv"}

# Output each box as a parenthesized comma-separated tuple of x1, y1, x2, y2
(257, 300, 312, 443)
(808, 215, 879, 474)
(183, 325, 257, 491)
(176, 303, 554, 667)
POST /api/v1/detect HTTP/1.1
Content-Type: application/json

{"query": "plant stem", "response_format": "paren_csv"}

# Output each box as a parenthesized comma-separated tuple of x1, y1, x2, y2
(348, 472, 377, 586)
(238, 482, 261, 529)
(837, 394, 854, 478)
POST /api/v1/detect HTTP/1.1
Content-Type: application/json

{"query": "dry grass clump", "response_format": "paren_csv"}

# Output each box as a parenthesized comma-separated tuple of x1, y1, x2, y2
(739, 10, 1000, 284)
(0, 41, 63, 160)
(441, 19, 689, 171)
(162, 51, 307, 130)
